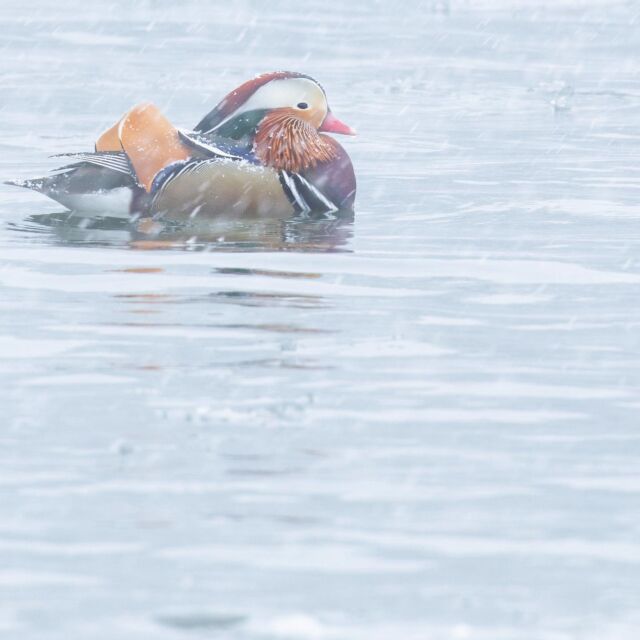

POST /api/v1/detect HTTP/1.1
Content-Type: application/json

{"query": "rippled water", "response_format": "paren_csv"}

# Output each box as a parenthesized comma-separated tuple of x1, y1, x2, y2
(2, 1, 640, 638)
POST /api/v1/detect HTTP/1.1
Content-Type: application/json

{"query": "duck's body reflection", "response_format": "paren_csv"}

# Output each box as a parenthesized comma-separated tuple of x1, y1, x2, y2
(22, 209, 354, 253)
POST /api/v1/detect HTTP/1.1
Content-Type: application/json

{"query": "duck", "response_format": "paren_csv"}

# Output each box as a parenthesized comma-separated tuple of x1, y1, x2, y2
(8, 71, 356, 220)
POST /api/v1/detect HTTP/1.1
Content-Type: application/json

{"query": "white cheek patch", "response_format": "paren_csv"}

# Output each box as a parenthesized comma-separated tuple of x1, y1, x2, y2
(213, 78, 328, 130)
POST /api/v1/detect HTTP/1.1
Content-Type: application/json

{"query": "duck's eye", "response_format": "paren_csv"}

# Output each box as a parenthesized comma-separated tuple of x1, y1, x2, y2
(297, 102, 309, 110)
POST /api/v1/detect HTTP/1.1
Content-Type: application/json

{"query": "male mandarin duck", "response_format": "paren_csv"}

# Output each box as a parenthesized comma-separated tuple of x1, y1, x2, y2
(9, 71, 356, 219)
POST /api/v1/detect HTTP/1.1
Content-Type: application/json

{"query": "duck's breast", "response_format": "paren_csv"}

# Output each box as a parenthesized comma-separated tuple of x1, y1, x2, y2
(301, 136, 356, 211)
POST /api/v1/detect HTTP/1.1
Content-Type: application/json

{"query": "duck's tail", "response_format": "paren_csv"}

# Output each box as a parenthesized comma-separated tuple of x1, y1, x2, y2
(5, 156, 139, 215)
(4, 174, 64, 193)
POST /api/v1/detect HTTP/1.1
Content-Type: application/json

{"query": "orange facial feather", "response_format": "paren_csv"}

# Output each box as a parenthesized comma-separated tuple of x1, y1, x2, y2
(253, 109, 337, 174)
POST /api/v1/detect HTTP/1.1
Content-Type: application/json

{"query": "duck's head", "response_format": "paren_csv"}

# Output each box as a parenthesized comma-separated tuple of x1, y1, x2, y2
(194, 71, 355, 173)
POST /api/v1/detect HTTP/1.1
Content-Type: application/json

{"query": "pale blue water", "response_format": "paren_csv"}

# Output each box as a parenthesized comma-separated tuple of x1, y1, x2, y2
(1, 1, 640, 639)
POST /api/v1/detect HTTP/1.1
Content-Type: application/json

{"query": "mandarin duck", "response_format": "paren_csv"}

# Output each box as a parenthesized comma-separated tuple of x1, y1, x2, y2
(8, 72, 356, 219)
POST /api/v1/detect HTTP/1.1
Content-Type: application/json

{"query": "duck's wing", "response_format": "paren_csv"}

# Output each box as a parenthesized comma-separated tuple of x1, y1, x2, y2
(8, 151, 136, 190)
(177, 130, 253, 161)
(52, 151, 134, 176)
(6, 152, 139, 214)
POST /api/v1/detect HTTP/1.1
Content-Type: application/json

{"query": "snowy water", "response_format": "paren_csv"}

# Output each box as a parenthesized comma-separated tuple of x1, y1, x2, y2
(1, 1, 640, 638)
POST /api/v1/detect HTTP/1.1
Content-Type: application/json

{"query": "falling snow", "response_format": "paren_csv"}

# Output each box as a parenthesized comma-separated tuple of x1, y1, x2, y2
(1, 1, 640, 639)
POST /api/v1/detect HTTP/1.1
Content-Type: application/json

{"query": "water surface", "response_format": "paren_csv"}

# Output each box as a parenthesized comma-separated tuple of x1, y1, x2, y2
(1, 1, 640, 639)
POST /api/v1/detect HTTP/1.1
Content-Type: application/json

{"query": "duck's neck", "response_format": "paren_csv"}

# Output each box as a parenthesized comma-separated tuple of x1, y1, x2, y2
(253, 110, 337, 174)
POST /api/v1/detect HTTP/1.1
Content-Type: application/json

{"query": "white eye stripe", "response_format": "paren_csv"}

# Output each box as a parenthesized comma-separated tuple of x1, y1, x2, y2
(211, 78, 327, 132)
